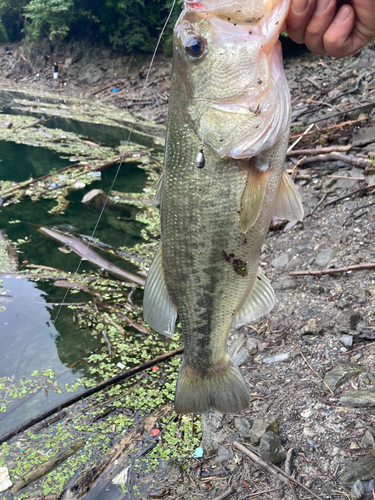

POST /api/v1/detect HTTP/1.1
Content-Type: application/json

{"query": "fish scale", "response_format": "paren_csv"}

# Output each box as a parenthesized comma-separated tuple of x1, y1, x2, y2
(143, 0, 303, 414)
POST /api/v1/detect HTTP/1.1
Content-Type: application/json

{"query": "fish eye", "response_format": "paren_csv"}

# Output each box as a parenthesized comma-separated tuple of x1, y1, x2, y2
(184, 35, 205, 59)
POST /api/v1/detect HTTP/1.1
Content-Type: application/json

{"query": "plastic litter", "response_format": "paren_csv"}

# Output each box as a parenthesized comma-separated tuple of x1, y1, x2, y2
(193, 447, 203, 458)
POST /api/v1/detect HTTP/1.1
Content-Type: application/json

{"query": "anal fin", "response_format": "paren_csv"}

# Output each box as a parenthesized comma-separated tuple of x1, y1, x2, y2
(274, 171, 304, 221)
(231, 268, 275, 329)
(143, 245, 177, 338)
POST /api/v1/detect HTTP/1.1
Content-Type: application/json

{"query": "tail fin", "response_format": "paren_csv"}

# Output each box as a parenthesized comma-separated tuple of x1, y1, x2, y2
(174, 359, 249, 414)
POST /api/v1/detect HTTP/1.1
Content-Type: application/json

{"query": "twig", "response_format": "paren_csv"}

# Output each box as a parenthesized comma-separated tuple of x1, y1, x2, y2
(297, 347, 333, 395)
(327, 175, 364, 180)
(233, 442, 325, 500)
(308, 192, 330, 217)
(0, 346, 183, 444)
(289, 117, 368, 139)
(289, 263, 375, 276)
(348, 340, 375, 354)
(11, 439, 85, 492)
(211, 486, 235, 500)
(342, 201, 375, 226)
(21, 117, 45, 129)
(287, 145, 351, 155)
(305, 101, 375, 125)
(288, 123, 315, 152)
(243, 488, 282, 498)
(324, 183, 375, 206)
(295, 153, 371, 169)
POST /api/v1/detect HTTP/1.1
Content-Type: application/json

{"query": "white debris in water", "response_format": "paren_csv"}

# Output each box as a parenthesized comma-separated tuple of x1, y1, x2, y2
(0, 467, 12, 492)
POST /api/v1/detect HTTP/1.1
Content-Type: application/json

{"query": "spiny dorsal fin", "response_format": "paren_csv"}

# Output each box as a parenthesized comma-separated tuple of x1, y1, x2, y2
(143, 245, 177, 338)
(274, 171, 304, 222)
(240, 168, 269, 233)
(232, 267, 275, 329)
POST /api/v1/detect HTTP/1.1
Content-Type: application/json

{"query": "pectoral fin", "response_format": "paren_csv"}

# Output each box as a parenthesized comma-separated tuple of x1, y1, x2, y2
(232, 268, 275, 329)
(143, 245, 177, 338)
(240, 168, 269, 233)
(274, 171, 304, 221)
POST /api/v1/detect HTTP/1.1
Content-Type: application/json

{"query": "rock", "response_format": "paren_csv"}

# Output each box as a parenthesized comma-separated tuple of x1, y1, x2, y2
(271, 253, 289, 268)
(273, 278, 300, 291)
(340, 390, 375, 407)
(300, 318, 322, 336)
(284, 220, 300, 231)
(361, 430, 375, 447)
(340, 455, 375, 488)
(350, 480, 365, 500)
(82, 189, 113, 210)
(0, 467, 12, 493)
(352, 126, 375, 147)
(234, 417, 253, 438)
(335, 310, 361, 333)
(262, 350, 300, 364)
(248, 417, 280, 445)
(339, 335, 354, 348)
(213, 445, 233, 464)
(315, 248, 336, 267)
(258, 431, 287, 464)
(324, 363, 364, 391)
(201, 411, 225, 457)
(246, 338, 259, 355)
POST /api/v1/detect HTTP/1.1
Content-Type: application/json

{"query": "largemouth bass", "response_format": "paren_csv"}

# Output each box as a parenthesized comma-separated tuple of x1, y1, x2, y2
(144, 0, 303, 414)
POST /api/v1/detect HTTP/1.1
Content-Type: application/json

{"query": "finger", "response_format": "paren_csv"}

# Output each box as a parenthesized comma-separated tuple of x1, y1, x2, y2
(286, 0, 317, 44)
(323, 5, 367, 58)
(304, 0, 337, 54)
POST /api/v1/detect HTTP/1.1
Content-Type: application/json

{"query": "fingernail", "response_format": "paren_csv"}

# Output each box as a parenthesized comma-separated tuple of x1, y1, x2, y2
(333, 4, 351, 23)
(291, 0, 309, 15)
(315, 0, 331, 15)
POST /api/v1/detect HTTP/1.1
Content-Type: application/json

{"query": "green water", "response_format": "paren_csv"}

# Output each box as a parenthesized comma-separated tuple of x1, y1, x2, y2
(0, 145, 149, 435)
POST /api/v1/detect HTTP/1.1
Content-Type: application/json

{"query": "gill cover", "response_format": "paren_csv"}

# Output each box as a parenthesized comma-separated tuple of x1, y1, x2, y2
(175, 0, 291, 159)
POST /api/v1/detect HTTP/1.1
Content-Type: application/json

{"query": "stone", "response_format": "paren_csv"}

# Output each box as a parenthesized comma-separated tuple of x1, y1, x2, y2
(339, 335, 354, 348)
(273, 278, 300, 291)
(213, 445, 233, 464)
(82, 189, 113, 210)
(352, 126, 375, 147)
(335, 310, 361, 334)
(201, 411, 225, 457)
(324, 363, 364, 391)
(340, 390, 375, 407)
(300, 318, 322, 336)
(361, 430, 375, 447)
(248, 417, 280, 446)
(271, 253, 289, 268)
(0, 467, 12, 493)
(112, 467, 129, 485)
(350, 480, 365, 500)
(234, 417, 253, 438)
(340, 455, 375, 488)
(246, 338, 259, 355)
(315, 248, 336, 267)
(258, 431, 287, 464)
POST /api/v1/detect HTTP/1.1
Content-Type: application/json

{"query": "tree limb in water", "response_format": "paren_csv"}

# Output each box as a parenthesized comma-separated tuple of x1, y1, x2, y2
(60, 406, 171, 500)
(39, 227, 146, 286)
(0, 346, 183, 444)
(11, 440, 85, 492)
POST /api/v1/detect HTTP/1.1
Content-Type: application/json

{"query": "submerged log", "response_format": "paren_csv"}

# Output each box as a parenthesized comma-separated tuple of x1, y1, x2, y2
(11, 439, 85, 493)
(39, 227, 146, 286)
(60, 407, 171, 499)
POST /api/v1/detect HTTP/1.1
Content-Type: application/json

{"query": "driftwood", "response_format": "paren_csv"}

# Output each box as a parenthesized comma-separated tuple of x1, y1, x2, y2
(12, 439, 85, 492)
(289, 263, 375, 277)
(233, 442, 325, 500)
(0, 346, 183, 444)
(39, 227, 146, 286)
(60, 406, 171, 499)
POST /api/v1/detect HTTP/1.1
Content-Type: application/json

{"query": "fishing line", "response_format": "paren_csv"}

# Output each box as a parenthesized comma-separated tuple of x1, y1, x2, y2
(53, 0, 178, 325)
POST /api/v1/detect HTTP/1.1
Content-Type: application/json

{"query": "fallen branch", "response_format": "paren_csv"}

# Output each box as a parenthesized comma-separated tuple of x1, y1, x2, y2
(295, 152, 371, 169)
(11, 439, 85, 492)
(289, 117, 368, 139)
(39, 227, 146, 286)
(305, 101, 375, 125)
(289, 263, 375, 276)
(60, 406, 171, 499)
(211, 487, 235, 500)
(0, 346, 183, 444)
(21, 117, 46, 129)
(233, 441, 325, 500)
(287, 145, 351, 156)
(324, 183, 375, 206)
(298, 347, 333, 395)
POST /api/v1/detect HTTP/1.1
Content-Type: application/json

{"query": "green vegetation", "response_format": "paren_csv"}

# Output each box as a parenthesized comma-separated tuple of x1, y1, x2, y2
(0, 0, 183, 53)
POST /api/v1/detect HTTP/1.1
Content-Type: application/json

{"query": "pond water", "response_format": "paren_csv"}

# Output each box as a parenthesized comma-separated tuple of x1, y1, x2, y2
(0, 141, 149, 435)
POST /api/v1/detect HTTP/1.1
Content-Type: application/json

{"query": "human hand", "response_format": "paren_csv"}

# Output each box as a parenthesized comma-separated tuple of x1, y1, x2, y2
(285, 0, 375, 59)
